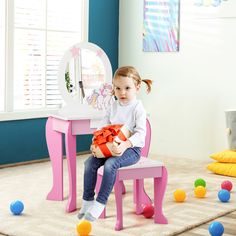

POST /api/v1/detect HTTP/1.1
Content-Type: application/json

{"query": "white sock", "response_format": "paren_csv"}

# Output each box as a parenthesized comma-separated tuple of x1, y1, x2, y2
(86, 200, 105, 219)
(79, 200, 94, 215)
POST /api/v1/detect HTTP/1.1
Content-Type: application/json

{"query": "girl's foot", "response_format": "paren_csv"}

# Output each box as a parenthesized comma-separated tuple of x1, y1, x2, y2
(84, 200, 105, 222)
(77, 200, 94, 219)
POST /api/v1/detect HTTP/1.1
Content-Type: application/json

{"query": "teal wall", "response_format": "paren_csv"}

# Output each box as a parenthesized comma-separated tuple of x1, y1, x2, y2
(0, 0, 119, 165)
(89, 0, 119, 73)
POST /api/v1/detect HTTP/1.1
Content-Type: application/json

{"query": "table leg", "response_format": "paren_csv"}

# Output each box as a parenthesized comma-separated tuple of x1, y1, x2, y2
(154, 166, 168, 224)
(65, 121, 77, 212)
(46, 117, 63, 201)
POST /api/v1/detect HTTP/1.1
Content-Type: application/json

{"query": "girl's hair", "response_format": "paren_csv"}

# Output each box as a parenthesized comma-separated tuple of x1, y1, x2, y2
(113, 66, 152, 93)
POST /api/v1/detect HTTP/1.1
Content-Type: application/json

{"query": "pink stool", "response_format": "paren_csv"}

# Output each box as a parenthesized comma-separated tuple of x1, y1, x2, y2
(95, 119, 168, 230)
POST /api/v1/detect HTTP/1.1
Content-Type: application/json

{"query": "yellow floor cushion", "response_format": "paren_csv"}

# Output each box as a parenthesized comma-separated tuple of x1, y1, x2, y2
(210, 150, 236, 163)
(207, 162, 236, 177)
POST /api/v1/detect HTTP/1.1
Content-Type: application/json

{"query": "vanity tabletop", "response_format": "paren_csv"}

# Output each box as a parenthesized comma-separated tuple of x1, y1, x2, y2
(50, 113, 104, 121)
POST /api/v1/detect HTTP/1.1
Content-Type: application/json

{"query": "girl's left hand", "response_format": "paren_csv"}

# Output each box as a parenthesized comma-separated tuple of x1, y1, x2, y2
(111, 140, 132, 155)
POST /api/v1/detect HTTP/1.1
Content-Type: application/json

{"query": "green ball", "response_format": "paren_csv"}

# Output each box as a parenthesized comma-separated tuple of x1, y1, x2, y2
(194, 178, 206, 188)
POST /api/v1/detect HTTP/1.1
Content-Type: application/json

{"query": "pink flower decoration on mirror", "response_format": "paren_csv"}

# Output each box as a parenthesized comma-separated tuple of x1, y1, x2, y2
(70, 46, 80, 58)
(96, 49, 103, 57)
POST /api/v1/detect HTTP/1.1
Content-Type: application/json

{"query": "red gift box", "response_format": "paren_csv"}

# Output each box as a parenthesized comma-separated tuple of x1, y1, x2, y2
(91, 124, 131, 158)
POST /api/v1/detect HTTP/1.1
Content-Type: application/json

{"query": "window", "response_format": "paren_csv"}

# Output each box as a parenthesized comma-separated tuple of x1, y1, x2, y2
(0, 0, 88, 120)
(0, 0, 5, 112)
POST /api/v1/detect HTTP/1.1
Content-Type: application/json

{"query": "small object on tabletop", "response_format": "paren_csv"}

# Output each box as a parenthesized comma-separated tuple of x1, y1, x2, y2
(79, 81, 85, 98)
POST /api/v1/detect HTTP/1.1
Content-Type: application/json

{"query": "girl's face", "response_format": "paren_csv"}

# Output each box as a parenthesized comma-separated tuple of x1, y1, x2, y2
(113, 76, 140, 105)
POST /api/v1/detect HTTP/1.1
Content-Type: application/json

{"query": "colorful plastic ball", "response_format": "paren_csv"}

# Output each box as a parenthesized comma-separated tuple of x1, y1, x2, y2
(142, 204, 154, 218)
(76, 220, 92, 236)
(173, 189, 186, 202)
(194, 186, 206, 198)
(208, 221, 224, 236)
(221, 180, 233, 192)
(194, 178, 206, 188)
(218, 189, 230, 202)
(10, 200, 24, 215)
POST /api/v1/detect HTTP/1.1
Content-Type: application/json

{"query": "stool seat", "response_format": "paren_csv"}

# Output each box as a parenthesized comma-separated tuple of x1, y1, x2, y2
(121, 157, 164, 169)
(98, 157, 164, 180)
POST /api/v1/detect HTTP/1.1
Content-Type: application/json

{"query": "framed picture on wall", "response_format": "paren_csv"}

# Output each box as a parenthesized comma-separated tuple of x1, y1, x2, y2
(143, 0, 180, 52)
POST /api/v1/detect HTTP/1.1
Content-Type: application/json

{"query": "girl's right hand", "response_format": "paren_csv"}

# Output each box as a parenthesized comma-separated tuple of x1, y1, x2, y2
(90, 144, 96, 156)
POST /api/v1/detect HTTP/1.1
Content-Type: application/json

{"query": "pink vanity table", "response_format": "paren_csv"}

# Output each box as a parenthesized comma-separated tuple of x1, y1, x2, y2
(46, 114, 101, 212)
(45, 42, 113, 213)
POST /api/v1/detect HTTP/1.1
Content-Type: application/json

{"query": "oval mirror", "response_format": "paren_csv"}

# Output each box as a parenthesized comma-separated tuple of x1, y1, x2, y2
(57, 42, 113, 118)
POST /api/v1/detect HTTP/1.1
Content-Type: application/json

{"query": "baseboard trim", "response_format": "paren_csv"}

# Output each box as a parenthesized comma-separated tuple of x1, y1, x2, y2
(0, 151, 90, 169)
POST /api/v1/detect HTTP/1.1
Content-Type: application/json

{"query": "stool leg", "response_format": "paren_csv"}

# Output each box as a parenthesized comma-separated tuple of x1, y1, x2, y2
(154, 166, 168, 224)
(121, 181, 126, 194)
(114, 180, 123, 231)
(135, 179, 143, 215)
(133, 179, 152, 207)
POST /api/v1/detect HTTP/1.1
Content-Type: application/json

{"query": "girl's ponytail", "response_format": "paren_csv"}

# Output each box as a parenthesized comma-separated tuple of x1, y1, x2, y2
(142, 79, 152, 93)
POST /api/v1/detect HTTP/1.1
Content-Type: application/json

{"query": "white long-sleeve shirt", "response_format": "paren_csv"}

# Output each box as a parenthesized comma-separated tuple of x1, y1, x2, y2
(98, 99, 146, 148)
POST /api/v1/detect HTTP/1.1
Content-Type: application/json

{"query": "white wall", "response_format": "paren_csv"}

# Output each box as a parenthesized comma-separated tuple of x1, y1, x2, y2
(119, 0, 236, 160)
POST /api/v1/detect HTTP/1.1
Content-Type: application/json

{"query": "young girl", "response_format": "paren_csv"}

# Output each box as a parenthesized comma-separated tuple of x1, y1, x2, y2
(78, 66, 152, 222)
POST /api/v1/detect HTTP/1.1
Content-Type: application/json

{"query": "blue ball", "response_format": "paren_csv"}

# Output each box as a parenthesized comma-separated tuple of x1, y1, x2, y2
(10, 200, 24, 215)
(218, 189, 230, 202)
(208, 221, 224, 236)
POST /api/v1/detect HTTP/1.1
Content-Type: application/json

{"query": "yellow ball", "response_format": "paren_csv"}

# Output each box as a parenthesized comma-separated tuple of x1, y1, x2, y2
(173, 189, 186, 202)
(194, 186, 206, 198)
(76, 220, 92, 236)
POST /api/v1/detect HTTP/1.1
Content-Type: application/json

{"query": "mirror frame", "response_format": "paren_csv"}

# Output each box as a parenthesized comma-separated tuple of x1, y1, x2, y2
(58, 42, 113, 106)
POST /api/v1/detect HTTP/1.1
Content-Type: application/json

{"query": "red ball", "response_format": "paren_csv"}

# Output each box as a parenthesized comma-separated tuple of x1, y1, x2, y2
(221, 180, 233, 192)
(142, 204, 154, 218)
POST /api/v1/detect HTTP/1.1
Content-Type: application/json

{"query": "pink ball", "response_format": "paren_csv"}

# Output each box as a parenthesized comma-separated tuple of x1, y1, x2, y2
(221, 180, 233, 192)
(143, 204, 154, 218)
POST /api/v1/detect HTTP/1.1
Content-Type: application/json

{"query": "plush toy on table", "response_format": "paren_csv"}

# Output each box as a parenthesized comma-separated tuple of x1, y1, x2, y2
(91, 124, 131, 158)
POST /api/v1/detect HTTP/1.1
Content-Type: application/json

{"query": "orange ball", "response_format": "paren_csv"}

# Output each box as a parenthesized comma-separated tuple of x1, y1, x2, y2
(194, 186, 206, 198)
(173, 189, 186, 202)
(76, 220, 92, 236)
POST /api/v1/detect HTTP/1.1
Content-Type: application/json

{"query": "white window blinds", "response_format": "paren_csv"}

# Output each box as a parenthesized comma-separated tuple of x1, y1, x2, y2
(12, 0, 86, 110)
(0, 0, 5, 111)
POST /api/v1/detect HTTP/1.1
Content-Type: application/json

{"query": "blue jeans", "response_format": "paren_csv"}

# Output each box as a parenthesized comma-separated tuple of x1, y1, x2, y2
(82, 147, 141, 205)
